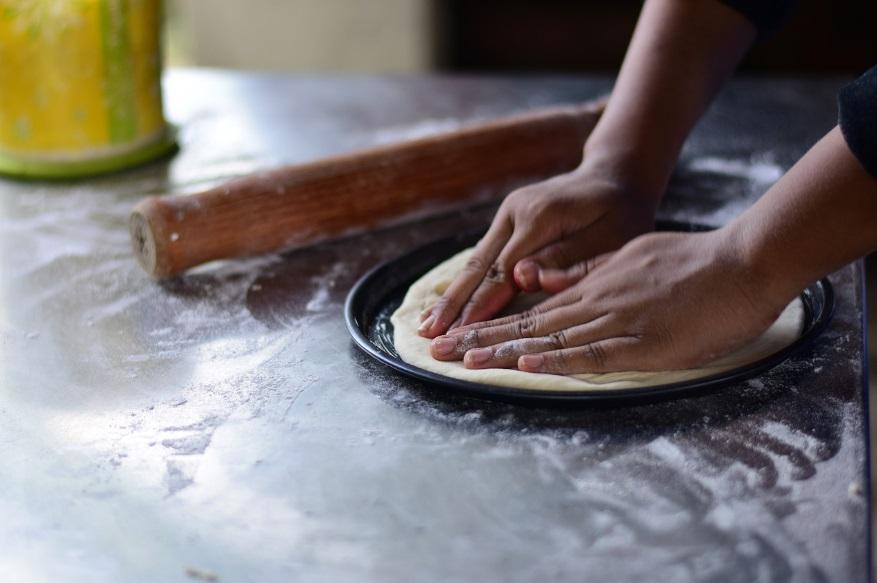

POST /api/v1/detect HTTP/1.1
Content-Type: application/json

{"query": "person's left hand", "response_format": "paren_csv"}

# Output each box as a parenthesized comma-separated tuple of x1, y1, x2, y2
(428, 228, 796, 373)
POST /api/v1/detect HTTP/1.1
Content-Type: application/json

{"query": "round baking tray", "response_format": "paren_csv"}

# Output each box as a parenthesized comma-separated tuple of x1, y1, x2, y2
(345, 221, 835, 406)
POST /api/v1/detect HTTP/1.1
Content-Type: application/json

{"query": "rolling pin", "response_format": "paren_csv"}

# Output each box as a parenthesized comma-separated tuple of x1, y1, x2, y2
(130, 97, 607, 278)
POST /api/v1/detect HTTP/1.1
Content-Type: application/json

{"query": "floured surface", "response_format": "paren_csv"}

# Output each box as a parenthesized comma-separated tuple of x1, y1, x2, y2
(0, 72, 866, 583)
(392, 248, 805, 391)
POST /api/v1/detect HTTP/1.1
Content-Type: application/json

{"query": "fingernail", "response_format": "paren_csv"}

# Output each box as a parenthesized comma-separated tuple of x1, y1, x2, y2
(519, 354, 544, 371)
(516, 261, 538, 290)
(432, 336, 457, 355)
(419, 309, 432, 322)
(467, 348, 492, 365)
(418, 314, 436, 334)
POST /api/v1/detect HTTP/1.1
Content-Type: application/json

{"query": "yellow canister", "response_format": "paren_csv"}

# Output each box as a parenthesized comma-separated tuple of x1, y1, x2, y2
(0, 0, 176, 179)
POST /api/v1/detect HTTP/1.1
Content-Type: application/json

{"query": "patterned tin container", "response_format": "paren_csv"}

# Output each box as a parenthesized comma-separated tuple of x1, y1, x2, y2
(0, 0, 176, 179)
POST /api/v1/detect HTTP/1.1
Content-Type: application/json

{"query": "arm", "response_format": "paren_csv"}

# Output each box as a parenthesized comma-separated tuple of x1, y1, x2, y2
(731, 126, 877, 305)
(420, 0, 757, 339)
(582, 0, 757, 198)
(429, 127, 877, 373)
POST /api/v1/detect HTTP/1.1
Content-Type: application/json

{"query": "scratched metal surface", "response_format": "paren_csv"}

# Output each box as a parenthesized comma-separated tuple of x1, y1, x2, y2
(0, 70, 869, 582)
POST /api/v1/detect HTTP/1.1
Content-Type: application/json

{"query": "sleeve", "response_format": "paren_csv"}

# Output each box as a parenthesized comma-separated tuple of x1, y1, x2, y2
(717, 0, 798, 40)
(839, 66, 877, 181)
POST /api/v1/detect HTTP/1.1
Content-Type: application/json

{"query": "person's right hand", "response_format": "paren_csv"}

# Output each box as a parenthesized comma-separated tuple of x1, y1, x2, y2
(418, 163, 660, 338)
(427, 228, 793, 373)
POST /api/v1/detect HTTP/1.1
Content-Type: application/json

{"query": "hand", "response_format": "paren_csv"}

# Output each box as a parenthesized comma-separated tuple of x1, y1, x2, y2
(428, 229, 797, 374)
(417, 163, 659, 338)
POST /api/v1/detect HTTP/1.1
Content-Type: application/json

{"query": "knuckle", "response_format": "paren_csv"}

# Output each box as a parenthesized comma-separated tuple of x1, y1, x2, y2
(527, 199, 571, 231)
(582, 342, 608, 369)
(459, 299, 475, 318)
(572, 292, 589, 307)
(463, 256, 488, 275)
(504, 188, 530, 208)
(430, 296, 450, 314)
(432, 295, 462, 321)
(524, 196, 549, 216)
(548, 330, 569, 350)
(514, 312, 541, 338)
(484, 261, 509, 284)
(551, 348, 570, 370)
(563, 261, 588, 283)
(643, 254, 660, 270)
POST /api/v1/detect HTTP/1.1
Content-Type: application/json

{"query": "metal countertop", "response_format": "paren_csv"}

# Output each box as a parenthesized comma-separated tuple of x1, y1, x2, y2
(0, 70, 868, 582)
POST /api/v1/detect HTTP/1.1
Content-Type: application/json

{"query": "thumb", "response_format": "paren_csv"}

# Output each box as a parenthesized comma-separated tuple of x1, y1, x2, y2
(513, 226, 623, 292)
(538, 251, 614, 293)
(512, 237, 583, 292)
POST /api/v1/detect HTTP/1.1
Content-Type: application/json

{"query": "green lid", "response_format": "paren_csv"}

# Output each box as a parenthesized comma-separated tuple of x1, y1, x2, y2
(0, 125, 178, 180)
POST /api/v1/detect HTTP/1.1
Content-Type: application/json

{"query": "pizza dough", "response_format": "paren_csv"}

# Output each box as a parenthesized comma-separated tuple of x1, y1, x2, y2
(390, 248, 804, 392)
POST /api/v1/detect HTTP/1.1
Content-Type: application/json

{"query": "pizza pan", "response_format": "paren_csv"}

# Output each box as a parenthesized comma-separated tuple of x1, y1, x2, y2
(344, 221, 834, 406)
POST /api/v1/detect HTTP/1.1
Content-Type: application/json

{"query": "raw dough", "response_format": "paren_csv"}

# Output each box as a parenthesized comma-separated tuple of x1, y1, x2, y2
(391, 248, 804, 392)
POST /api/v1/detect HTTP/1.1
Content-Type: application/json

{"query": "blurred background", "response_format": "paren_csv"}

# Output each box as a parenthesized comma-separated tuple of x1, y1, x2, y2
(164, 0, 875, 75)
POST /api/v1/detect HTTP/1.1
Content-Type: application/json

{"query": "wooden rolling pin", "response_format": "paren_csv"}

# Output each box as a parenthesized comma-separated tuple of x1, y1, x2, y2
(130, 97, 606, 278)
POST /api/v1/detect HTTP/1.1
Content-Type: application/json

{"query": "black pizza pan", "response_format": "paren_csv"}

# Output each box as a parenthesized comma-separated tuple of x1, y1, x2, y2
(344, 221, 835, 406)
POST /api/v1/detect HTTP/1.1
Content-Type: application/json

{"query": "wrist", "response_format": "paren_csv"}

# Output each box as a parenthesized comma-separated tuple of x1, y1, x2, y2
(716, 221, 804, 309)
(576, 147, 666, 210)
(580, 127, 673, 205)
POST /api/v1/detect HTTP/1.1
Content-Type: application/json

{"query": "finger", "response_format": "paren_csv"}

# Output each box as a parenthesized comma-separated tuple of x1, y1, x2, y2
(513, 259, 541, 293)
(521, 235, 580, 272)
(459, 315, 619, 369)
(456, 230, 553, 326)
(514, 239, 577, 291)
(539, 251, 614, 294)
(419, 219, 511, 338)
(518, 336, 642, 375)
(430, 303, 604, 361)
(444, 284, 583, 338)
(512, 220, 616, 290)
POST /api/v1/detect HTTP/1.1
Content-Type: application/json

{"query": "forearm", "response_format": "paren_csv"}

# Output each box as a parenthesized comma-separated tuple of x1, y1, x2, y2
(727, 126, 877, 301)
(583, 0, 756, 199)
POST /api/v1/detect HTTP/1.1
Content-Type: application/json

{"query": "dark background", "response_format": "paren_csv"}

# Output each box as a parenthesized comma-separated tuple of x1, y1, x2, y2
(437, 0, 875, 75)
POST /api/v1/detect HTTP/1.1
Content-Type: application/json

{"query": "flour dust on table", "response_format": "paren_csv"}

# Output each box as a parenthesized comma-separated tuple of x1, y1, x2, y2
(391, 248, 805, 392)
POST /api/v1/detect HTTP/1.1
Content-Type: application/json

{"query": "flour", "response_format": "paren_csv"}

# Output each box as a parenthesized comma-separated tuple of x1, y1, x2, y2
(686, 156, 784, 184)
(305, 261, 347, 313)
(305, 287, 331, 313)
(668, 154, 787, 226)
